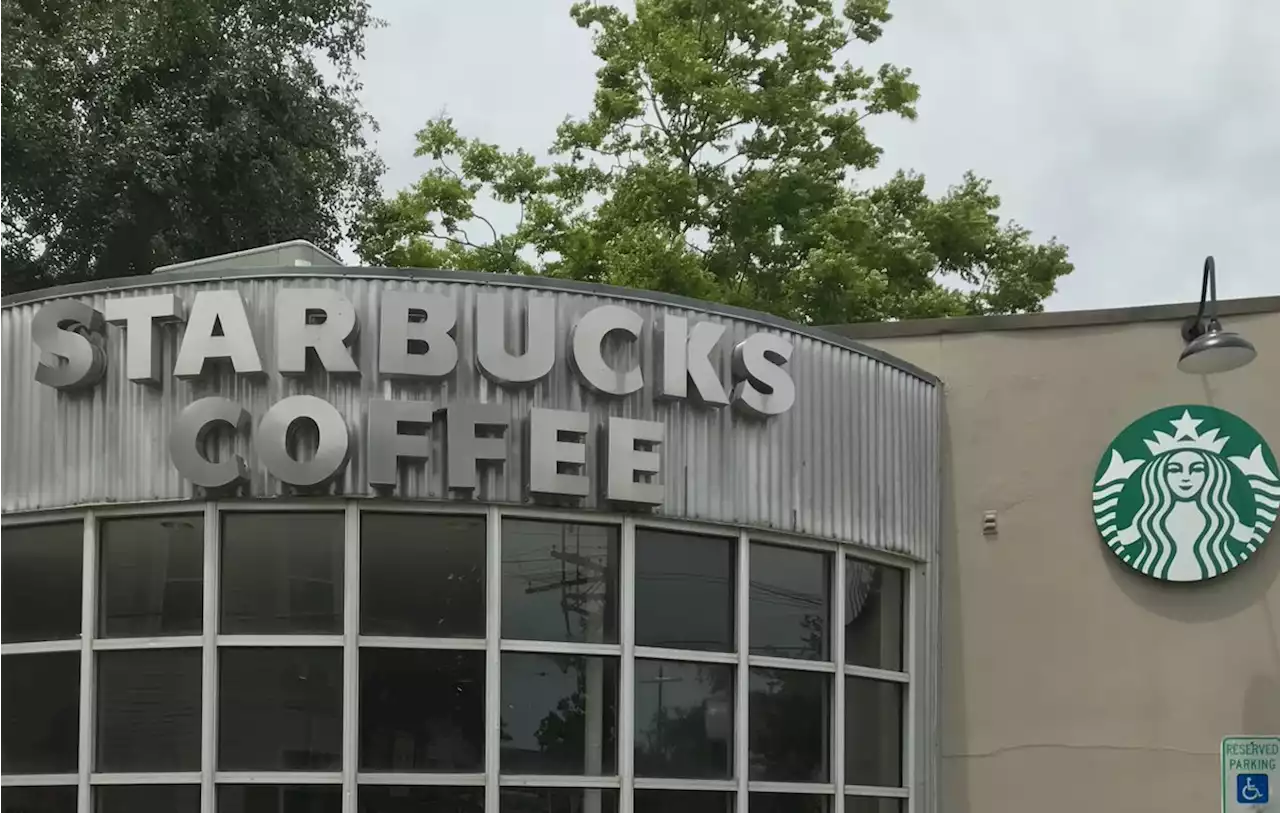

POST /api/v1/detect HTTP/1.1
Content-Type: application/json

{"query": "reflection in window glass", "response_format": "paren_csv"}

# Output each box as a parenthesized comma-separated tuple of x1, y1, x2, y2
(748, 668, 829, 782)
(500, 653, 618, 775)
(845, 798, 904, 813)
(361, 514, 485, 638)
(633, 790, 733, 813)
(845, 560, 904, 671)
(96, 785, 200, 813)
(502, 520, 618, 644)
(1, 786, 76, 813)
(221, 513, 343, 634)
(499, 789, 619, 813)
(99, 515, 203, 638)
(218, 648, 342, 771)
(750, 794, 830, 813)
(634, 660, 732, 779)
(845, 677, 904, 787)
(96, 649, 202, 772)
(1, 652, 79, 774)
(635, 529, 733, 652)
(217, 786, 342, 813)
(749, 543, 829, 661)
(360, 649, 484, 771)
(358, 787, 484, 813)
(2, 522, 82, 643)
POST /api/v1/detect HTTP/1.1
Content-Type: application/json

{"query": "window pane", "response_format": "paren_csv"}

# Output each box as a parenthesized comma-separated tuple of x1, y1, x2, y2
(218, 786, 342, 813)
(748, 667, 829, 782)
(2, 786, 76, 813)
(2, 522, 82, 643)
(499, 789, 618, 813)
(502, 520, 618, 644)
(96, 649, 201, 771)
(221, 513, 343, 634)
(634, 790, 733, 813)
(845, 798, 904, 813)
(218, 648, 342, 770)
(635, 529, 733, 652)
(1, 652, 79, 773)
(99, 515, 203, 638)
(845, 677, 904, 787)
(500, 653, 618, 775)
(360, 648, 484, 771)
(96, 786, 200, 813)
(361, 514, 485, 637)
(358, 787, 484, 813)
(845, 560, 904, 671)
(749, 543, 829, 661)
(750, 794, 830, 813)
(634, 660, 732, 779)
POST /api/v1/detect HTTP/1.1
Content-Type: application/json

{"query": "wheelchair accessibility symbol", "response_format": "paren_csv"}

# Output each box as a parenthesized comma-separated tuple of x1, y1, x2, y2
(1238, 773, 1269, 804)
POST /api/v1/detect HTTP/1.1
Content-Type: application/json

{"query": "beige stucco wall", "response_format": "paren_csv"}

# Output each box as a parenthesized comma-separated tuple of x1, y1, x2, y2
(864, 308, 1279, 813)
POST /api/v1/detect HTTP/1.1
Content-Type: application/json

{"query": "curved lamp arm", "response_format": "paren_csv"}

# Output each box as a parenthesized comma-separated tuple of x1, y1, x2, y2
(1184, 255, 1220, 341)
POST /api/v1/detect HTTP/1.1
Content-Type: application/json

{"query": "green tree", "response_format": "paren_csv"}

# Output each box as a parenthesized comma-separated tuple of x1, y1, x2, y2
(1, 0, 383, 295)
(357, 0, 1072, 324)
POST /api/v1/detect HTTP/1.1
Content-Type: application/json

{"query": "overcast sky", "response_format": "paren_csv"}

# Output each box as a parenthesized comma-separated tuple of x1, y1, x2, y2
(351, 0, 1279, 312)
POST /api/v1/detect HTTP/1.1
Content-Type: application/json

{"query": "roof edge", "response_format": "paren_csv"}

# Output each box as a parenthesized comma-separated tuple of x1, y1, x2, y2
(827, 295, 1280, 340)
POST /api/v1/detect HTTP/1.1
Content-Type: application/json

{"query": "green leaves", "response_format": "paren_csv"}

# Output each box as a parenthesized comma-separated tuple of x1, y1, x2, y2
(359, 0, 1073, 325)
(1, 0, 383, 294)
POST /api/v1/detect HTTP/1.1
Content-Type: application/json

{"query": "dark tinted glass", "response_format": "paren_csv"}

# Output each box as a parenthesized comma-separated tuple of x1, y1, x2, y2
(845, 560, 905, 671)
(845, 798, 904, 813)
(96, 649, 202, 771)
(360, 648, 484, 771)
(748, 668, 829, 782)
(2, 786, 76, 813)
(499, 789, 618, 813)
(2, 522, 82, 643)
(361, 514, 485, 637)
(221, 513, 343, 634)
(500, 653, 618, 775)
(634, 790, 733, 813)
(502, 520, 618, 644)
(358, 787, 484, 813)
(635, 529, 733, 652)
(634, 660, 732, 778)
(97, 785, 200, 813)
(749, 543, 829, 661)
(99, 515, 203, 638)
(218, 648, 342, 770)
(750, 794, 830, 813)
(218, 786, 342, 813)
(845, 677, 904, 787)
(1, 652, 79, 773)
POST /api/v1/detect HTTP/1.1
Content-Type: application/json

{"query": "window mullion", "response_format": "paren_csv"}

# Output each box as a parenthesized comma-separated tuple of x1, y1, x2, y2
(619, 516, 636, 813)
(485, 505, 502, 813)
(200, 502, 218, 813)
(735, 532, 750, 813)
(77, 510, 97, 813)
(342, 501, 360, 813)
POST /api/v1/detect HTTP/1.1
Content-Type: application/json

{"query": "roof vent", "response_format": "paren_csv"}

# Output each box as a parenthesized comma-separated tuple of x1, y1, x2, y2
(151, 240, 343, 275)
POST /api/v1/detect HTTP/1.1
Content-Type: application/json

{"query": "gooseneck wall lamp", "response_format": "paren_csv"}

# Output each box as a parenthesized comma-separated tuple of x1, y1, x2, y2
(1178, 256, 1258, 374)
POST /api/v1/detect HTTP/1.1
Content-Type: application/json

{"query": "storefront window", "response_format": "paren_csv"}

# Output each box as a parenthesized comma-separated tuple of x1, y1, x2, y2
(361, 513, 486, 638)
(221, 513, 344, 634)
(749, 543, 829, 661)
(99, 515, 203, 638)
(2, 522, 82, 643)
(1, 651, 79, 774)
(0, 509, 913, 811)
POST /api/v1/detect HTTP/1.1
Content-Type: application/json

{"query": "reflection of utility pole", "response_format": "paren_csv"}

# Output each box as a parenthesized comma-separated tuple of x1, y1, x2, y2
(638, 666, 683, 753)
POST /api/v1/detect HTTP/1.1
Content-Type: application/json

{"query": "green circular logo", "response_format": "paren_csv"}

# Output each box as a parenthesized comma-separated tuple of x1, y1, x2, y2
(1093, 405, 1278, 582)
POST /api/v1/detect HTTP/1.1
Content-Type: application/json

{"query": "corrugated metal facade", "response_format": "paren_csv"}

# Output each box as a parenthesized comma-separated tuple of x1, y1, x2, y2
(2, 270, 940, 560)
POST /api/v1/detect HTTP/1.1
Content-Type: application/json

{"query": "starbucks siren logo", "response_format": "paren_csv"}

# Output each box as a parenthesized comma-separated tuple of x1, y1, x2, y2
(1093, 405, 1279, 582)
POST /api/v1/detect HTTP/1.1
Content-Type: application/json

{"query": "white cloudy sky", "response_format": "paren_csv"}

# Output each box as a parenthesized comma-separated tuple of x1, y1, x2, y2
(349, 0, 1280, 312)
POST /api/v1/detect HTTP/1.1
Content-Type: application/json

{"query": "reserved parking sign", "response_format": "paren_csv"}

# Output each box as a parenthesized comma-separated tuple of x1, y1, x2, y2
(1222, 736, 1278, 811)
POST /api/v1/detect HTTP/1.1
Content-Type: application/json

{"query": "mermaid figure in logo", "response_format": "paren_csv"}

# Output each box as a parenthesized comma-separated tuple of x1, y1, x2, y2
(1114, 447, 1254, 581)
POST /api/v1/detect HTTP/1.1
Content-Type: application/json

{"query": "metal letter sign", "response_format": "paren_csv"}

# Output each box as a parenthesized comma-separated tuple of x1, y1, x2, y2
(1221, 736, 1278, 811)
(27, 283, 802, 507)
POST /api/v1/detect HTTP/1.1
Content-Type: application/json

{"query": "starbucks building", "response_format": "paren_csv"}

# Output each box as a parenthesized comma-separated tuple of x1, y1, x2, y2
(1, 241, 1275, 813)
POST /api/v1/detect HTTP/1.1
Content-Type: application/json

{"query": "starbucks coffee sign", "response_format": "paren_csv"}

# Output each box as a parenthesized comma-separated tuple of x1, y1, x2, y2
(1093, 405, 1279, 582)
(26, 286, 796, 506)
